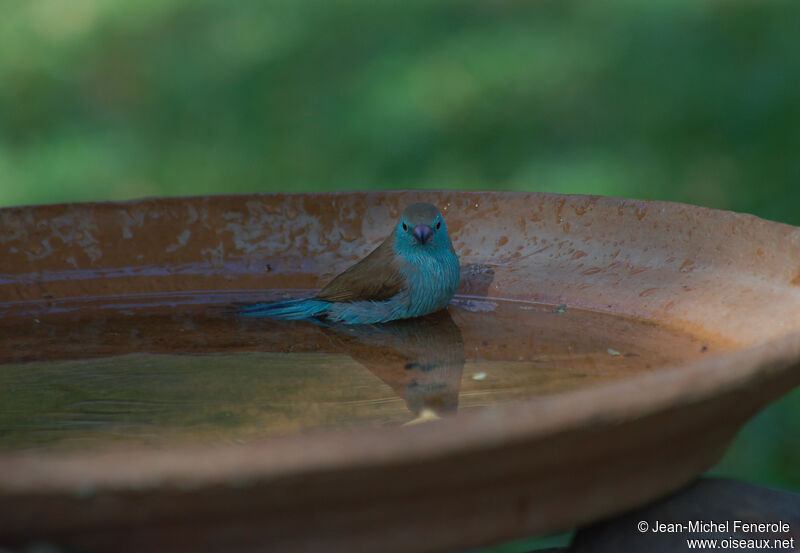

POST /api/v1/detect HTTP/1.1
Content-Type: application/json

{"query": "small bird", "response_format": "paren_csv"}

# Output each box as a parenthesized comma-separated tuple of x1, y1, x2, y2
(236, 202, 460, 324)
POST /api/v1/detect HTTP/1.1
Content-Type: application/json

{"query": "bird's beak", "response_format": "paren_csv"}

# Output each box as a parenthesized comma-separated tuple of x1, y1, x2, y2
(413, 224, 432, 244)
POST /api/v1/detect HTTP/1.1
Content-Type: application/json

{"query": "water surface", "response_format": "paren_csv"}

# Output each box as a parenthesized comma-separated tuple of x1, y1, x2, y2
(0, 292, 730, 452)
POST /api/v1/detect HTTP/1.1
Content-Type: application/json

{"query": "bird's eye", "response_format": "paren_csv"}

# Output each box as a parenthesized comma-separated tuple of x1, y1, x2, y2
(435, 220, 442, 230)
(402, 222, 408, 232)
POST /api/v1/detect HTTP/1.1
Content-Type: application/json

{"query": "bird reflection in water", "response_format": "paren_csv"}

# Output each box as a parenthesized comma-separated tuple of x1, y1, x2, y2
(321, 310, 465, 424)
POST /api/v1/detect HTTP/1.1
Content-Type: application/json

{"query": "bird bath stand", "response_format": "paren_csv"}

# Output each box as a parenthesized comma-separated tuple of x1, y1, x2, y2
(0, 191, 799, 552)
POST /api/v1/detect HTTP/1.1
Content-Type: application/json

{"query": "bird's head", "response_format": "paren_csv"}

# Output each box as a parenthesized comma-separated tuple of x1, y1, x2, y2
(394, 202, 453, 253)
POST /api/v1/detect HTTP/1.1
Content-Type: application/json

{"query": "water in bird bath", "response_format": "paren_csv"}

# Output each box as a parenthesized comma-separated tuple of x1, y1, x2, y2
(0, 292, 732, 452)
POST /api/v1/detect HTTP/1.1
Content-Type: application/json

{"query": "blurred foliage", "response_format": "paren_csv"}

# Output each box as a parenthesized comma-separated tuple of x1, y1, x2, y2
(713, 387, 800, 490)
(0, 1, 797, 548)
(1, 0, 799, 225)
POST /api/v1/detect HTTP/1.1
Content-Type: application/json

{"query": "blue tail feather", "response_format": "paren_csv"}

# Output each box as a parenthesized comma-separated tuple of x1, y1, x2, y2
(232, 290, 414, 325)
(235, 297, 331, 321)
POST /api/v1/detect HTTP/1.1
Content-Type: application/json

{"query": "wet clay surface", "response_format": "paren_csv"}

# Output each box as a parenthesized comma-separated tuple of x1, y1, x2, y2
(0, 292, 729, 452)
(3, 192, 800, 346)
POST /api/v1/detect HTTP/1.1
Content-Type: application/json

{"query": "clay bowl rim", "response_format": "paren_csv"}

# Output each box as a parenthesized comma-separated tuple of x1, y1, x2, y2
(1, 191, 799, 492)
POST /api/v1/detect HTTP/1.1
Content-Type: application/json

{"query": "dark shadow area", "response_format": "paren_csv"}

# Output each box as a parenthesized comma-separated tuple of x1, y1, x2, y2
(458, 263, 496, 298)
(518, 478, 800, 553)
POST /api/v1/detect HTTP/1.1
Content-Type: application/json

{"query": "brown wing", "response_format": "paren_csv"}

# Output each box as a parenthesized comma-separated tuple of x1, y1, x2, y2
(316, 233, 407, 302)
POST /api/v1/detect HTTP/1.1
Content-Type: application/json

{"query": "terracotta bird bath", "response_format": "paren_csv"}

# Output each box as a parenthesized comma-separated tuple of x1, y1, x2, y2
(0, 191, 799, 553)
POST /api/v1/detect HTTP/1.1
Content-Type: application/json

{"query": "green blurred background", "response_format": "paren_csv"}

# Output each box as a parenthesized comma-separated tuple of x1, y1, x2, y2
(1, 0, 798, 549)
(2, 0, 800, 220)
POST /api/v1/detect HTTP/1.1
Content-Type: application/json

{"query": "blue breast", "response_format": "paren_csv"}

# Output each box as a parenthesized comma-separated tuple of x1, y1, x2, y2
(398, 247, 461, 318)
